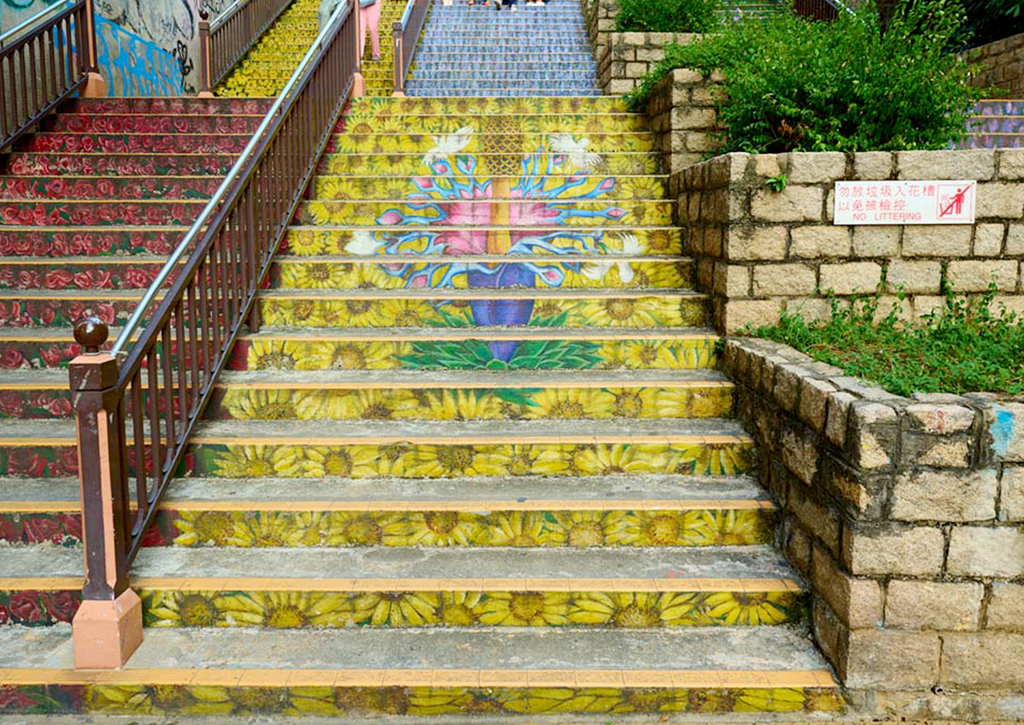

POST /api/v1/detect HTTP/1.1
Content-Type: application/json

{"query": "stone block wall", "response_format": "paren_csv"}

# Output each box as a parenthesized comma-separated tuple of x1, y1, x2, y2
(677, 150, 1024, 333)
(968, 32, 1024, 96)
(721, 336, 1024, 719)
(597, 33, 697, 95)
(646, 68, 724, 173)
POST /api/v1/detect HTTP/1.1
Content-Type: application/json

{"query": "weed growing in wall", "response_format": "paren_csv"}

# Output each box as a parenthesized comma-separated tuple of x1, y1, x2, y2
(749, 286, 1024, 396)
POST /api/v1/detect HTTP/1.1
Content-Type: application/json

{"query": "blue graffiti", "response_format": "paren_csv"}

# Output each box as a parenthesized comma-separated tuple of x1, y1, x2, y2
(991, 407, 1016, 459)
(94, 15, 185, 97)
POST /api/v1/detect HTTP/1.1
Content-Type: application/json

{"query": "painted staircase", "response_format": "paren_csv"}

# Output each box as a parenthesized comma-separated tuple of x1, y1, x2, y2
(218, 0, 411, 97)
(0, 95, 843, 718)
(723, 0, 787, 20)
(407, 0, 601, 96)
(958, 99, 1024, 148)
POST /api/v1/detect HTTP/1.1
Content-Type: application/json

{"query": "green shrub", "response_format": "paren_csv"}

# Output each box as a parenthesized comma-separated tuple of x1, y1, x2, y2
(748, 286, 1024, 396)
(614, 0, 720, 33)
(626, 0, 982, 153)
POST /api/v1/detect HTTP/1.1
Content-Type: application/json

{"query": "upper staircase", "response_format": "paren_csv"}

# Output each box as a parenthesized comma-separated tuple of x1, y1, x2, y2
(217, 0, 410, 97)
(957, 99, 1024, 148)
(406, 0, 600, 96)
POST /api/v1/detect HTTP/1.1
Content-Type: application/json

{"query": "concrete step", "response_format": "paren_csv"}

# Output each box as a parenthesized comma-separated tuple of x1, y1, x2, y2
(0, 471, 774, 548)
(0, 626, 841, 717)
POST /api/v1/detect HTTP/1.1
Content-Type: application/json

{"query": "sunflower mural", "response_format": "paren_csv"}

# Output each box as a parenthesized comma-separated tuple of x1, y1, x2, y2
(314, 121, 646, 370)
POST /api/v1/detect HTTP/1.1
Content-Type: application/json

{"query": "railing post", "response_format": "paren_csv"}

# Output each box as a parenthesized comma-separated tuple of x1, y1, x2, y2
(81, 0, 108, 97)
(69, 318, 142, 669)
(198, 10, 215, 98)
(392, 21, 404, 96)
(352, 0, 366, 97)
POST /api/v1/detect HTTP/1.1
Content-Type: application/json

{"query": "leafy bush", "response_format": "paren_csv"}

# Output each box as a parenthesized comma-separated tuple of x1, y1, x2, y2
(748, 287, 1024, 396)
(615, 0, 720, 33)
(626, 0, 981, 153)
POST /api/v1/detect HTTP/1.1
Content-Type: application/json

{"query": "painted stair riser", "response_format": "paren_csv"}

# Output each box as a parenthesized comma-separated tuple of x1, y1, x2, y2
(413, 53, 596, 62)
(280, 227, 681, 256)
(966, 117, 1024, 133)
(0, 377, 727, 420)
(955, 135, 1024, 149)
(0, 177, 221, 201)
(349, 98, 628, 113)
(0, 230, 192, 258)
(259, 294, 705, 329)
(975, 101, 1024, 115)
(1, 503, 770, 548)
(43, 114, 266, 135)
(319, 153, 658, 176)
(0, 584, 800, 630)
(0, 259, 688, 291)
(410, 71, 598, 82)
(226, 335, 719, 372)
(61, 98, 273, 114)
(407, 87, 602, 96)
(411, 61, 598, 70)
(18, 134, 253, 155)
(0, 437, 754, 479)
(268, 259, 692, 291)
(296, 199, 670, 225)
(0, 200, 206, 227)
(0, 334, 718, 371)
(310, 172, 666, 194)
(0, 679, 843, 717)
(322, 132, 653, 154)
(0, 289, 704, 328)
(0, 225, 679, 258)
(1, 154, 239, 177)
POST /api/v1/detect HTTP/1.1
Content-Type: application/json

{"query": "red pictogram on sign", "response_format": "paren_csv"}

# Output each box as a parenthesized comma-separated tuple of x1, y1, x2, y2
(937, 184, 974, 220)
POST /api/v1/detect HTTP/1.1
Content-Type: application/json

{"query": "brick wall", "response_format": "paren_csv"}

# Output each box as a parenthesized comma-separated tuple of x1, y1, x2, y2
(722, 337, 1024, 719)
(968, 32, 1024, 96)
(676, 150, 1024, 334)
(646, 68, 724, 173)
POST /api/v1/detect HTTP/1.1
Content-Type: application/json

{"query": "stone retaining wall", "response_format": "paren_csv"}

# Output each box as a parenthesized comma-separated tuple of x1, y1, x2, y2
(646, 68, 724, 173)
(677, 150, 1024, 334)
(968, 32, 1024, 96)
(721, 337, 1024, 719)
(597, 33, 696, 95)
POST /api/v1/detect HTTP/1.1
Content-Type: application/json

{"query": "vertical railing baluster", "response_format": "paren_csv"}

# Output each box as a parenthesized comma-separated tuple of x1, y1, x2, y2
(160, 326, 176, 459)
(186, 284, 201, 411)
(130, 376, 148, 534)
(147, 353, 163, 483)
(173, 304, 188, 435)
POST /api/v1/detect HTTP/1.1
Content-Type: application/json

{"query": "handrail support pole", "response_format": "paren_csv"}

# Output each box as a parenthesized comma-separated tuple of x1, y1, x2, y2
(198, 10, 215, 98)
(69, 320, 142, 669)
(392, 21, 404, 96)
(81, 0, 107, 97)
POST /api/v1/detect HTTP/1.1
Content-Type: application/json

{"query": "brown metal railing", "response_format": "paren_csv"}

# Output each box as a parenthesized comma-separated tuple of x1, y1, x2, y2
(792, 0, 845, 21)
(0, 0, 97, 149)
(392, 0, 430, 95)
(198, 0, 294, 95)
(69, 0, 359, 667)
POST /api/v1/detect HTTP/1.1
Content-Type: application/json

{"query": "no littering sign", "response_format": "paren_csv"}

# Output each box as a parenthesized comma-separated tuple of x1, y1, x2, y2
(833, 180, 976, 225)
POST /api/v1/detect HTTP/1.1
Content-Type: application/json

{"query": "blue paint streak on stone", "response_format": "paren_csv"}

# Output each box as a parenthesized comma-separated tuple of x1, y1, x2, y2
(991, 406, 1016, 459)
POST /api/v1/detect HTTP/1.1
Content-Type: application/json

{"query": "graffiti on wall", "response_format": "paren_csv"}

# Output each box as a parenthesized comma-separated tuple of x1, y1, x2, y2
(94, 14, 187, 96)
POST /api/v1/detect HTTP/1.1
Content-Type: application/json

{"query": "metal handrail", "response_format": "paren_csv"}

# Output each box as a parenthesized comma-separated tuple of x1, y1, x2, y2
(392, 0, 429, 94)
(69, 0, 359, 639)
(0, 0, 76, 48)
(0, 0, 95, 150)
(209, 0, 254, 32)
(113, 5, 346, 355)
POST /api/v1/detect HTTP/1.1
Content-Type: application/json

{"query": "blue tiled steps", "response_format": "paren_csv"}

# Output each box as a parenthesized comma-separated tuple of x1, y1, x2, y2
(954, 100, 1024, 149)
(406, 0, 600, 96)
